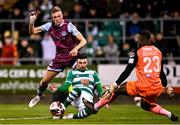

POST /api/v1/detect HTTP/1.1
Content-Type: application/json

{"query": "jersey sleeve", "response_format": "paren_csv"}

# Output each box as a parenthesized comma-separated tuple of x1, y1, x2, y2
(115, 50, 138, 85)
(57, 71, 73, 92)
(94, 71, 101, 84)
(57, 82, 71, 92)
(40, 22, 52, 31)
(94, 71, 103, 97)
(67, 22, 79, 36)
(160, 59, 167, 87)
(64, 71, 73, 84)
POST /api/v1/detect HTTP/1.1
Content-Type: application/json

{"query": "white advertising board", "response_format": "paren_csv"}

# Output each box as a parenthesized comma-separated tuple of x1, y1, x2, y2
(98, 65, 180, 87)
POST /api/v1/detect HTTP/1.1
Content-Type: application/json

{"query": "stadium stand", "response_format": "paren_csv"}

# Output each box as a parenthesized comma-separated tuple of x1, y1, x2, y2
(0, 0, 180, 65)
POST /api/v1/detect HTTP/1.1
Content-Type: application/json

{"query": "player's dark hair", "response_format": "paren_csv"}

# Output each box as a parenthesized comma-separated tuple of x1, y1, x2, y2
(51, 6, 62, 14)
(138, 30, 151, 46)
(77, 54, 87, 59)
(139, 30, 151, 40)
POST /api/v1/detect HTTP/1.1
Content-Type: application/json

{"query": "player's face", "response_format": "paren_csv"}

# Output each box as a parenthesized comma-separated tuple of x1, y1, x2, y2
(52, 11, 63, 26)
(77, 59, 88, 70)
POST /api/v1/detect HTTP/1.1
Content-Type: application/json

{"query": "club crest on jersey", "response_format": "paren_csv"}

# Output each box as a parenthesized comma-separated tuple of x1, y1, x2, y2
(81, 79, 90, 86)
(61, 31, 67, 36)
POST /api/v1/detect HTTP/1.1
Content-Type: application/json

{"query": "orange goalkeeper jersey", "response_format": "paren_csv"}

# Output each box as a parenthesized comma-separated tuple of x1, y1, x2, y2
(135, 45, 163, 91)
(115, 45, 166, 98)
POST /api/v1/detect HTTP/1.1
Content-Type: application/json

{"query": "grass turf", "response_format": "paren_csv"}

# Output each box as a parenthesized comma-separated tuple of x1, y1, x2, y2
(0, 104, 179, 124)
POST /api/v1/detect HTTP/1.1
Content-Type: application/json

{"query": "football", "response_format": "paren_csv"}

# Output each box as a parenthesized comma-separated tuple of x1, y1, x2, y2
(50, 101, 65, 117)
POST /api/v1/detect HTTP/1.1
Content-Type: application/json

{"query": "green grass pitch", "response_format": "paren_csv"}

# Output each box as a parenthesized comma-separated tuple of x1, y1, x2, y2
(0, 104, 179, 124)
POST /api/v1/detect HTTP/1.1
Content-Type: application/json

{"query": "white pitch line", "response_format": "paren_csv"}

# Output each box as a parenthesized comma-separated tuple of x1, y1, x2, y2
(0, 116, 164, 121)
(0, 116, 50, 121)
(113, 117, 164, 120)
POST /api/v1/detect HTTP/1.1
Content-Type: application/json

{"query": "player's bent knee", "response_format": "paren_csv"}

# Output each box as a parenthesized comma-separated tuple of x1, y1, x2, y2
(40, 79, 49, 86)
(140, 99, 151, 111)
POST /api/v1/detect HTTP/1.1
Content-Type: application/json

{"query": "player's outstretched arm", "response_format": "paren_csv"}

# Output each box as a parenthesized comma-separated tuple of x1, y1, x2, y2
(69, 32, 87, 56)
(29, 11, 42, 35)
(159, 59, 174, 99)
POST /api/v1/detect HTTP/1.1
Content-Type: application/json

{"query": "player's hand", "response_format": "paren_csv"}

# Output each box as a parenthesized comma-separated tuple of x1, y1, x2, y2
(81, 79, 89, 86)
(49, 84, 57, 92)
(110, 82, 118, 93)
(101, 83, 117, 100)
(102, 90, 112, 100)
(29, 11, 37, 24)
(69, 48, 78, 56)
(166, 86, 175, 99)
(104, 104, 111, 110)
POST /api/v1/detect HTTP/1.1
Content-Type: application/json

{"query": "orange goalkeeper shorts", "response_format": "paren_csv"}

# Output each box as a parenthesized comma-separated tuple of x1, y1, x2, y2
(126, 80, 163, 103)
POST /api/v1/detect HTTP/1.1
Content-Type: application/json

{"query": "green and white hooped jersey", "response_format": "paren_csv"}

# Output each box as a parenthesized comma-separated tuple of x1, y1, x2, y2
(65, 69, 101, 97)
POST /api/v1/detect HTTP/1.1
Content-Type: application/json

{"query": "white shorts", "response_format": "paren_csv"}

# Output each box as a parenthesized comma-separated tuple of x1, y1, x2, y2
(71, 91, 93, 111)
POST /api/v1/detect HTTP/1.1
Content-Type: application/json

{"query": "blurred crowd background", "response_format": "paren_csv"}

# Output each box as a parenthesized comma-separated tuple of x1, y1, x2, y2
(0, 0, 180, 65)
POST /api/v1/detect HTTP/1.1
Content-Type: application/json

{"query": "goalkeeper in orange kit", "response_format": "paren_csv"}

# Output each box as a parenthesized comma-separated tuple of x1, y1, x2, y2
(83, 30, 179, 122)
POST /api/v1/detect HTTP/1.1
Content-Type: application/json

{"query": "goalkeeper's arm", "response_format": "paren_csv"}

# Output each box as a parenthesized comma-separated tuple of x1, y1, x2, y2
(115, 51, 137, 86)
(160, 59, 175, 99)
(160, 59, 174, 99)
(160, 60, 167, 87)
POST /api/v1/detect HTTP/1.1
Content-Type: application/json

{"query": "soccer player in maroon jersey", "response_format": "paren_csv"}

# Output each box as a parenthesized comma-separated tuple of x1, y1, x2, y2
(28, 6, 87, 107)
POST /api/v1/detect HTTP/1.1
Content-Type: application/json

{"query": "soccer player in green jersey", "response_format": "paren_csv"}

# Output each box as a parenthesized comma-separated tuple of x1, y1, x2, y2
(49, 54, 104, 119)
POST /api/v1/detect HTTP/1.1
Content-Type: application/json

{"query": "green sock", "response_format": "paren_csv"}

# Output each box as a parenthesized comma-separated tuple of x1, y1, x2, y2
(73, 108, 92, 119)
(64, 88, 81, 107)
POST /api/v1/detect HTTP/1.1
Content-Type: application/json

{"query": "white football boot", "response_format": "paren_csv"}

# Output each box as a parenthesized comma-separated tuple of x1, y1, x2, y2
(29, 95, 43, 107)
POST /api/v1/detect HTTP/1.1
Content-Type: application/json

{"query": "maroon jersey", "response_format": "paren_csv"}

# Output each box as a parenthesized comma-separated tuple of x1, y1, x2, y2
(40, 19, 80, 71)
